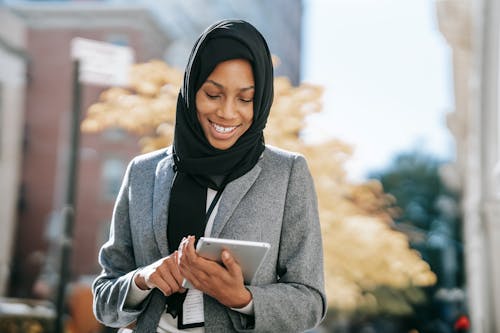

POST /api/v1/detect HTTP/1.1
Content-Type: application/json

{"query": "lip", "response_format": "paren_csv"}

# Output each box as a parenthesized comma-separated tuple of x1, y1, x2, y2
(208, 120, 240, 139)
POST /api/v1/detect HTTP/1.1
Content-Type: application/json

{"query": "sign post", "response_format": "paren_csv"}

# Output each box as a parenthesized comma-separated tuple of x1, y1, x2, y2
(54, 38, 133, 333)
(70, 37, 134, 87)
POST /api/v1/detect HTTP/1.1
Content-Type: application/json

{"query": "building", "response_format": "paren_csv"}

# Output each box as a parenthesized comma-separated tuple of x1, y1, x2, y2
(140, 0, 304, 85)
(437, 0, 500, 331)
(5, 0, 303, 297)
(7, 2, 170, 297)
(0, 7, 27, 296)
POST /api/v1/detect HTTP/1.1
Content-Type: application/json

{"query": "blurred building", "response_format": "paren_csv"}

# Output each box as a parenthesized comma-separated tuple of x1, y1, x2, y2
(0, 7, 27, 296)
(133, 0, 304, 85)
(437, 0, 500, 332)
(4, 0, 303, 298)
(6, 2, 169, 297)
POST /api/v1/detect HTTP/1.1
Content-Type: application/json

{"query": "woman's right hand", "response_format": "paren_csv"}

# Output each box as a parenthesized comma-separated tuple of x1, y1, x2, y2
(133, 251, 186, 296)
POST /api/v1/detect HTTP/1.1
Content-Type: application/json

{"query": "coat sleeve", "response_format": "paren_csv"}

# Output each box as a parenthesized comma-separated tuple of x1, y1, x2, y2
(228, 154, 327, 332)
(92, 159, 150, 328)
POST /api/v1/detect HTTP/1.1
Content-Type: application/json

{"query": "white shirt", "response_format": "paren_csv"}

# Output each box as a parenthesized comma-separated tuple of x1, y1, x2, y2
(125, 188, 254, 333)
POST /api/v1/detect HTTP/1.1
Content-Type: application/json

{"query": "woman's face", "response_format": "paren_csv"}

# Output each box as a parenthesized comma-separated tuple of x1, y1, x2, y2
(196, 58, 255, 150)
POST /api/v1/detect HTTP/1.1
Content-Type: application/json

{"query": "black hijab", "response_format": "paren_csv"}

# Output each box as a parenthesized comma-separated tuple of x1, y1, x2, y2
(167, 20, 274, 254)
(165, 20, 274, 324)
(173, 19, 274, 187)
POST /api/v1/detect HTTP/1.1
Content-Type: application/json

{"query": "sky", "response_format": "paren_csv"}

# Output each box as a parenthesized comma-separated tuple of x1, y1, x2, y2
(301, 0, 455, 181)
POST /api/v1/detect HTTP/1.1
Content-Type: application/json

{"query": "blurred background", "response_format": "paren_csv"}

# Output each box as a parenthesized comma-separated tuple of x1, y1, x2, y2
(0, 0, 497, 332)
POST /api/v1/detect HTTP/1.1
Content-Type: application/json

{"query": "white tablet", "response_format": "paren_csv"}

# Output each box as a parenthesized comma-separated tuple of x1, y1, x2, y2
(182, 237, 271, 289)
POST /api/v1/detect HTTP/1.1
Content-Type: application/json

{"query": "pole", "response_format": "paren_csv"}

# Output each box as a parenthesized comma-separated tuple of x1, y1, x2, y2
(54, 60, 81, 333)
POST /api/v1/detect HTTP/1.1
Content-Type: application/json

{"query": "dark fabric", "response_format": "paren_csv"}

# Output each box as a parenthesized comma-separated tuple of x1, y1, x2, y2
(165, 20, 274, 328)
(165, 292, 187, 319)
(172, 19, 274, 187)
(167, 19, 274, 260)
(167, 173, 207, 253)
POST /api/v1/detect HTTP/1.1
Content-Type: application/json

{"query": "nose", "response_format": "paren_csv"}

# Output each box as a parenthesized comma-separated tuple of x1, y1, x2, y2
(217, 98, 237, 119)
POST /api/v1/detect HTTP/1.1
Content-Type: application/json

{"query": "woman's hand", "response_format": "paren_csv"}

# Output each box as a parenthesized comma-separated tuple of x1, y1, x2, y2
(134, 251, 186, 296)
(178, 236, 252, 308)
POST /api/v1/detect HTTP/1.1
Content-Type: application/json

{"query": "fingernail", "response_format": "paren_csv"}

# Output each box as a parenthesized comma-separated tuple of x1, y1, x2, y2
(222, 251, 230, 260)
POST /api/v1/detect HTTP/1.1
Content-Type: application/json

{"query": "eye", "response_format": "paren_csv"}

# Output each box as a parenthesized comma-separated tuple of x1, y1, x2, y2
(240, 97, 253, 103)
(205, 92, 220, 100)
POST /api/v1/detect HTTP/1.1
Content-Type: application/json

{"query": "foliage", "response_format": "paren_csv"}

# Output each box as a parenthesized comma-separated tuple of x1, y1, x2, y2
(82, 60, 437, 315)
(369, 151, 464, 288)
(370, 153, 451, 229)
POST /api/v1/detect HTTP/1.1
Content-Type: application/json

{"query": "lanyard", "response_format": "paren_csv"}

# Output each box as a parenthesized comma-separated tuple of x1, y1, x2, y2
(204, 186, 225, 225)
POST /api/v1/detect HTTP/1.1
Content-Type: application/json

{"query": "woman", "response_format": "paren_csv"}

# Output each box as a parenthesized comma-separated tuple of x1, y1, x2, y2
(93, 19, 326, 333)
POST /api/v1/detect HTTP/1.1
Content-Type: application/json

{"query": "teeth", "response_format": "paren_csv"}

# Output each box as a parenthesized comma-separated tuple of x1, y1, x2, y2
(212, 122, 236, 133)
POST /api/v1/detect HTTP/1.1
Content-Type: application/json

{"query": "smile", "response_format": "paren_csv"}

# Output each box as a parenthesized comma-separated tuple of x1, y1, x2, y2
(210, 121, 238, 134)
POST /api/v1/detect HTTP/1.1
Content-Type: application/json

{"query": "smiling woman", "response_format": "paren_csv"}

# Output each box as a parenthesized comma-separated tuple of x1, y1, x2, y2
(92, 19, 326, 333)
(195, 59, 255, 150)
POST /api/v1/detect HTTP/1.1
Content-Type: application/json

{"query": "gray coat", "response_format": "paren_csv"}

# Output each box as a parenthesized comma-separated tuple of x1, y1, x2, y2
(93, 145, 326, 333)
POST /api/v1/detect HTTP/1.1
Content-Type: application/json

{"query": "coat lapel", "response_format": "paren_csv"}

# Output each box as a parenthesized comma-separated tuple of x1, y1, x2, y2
(152, 153, 175, 257)
(210, 164, 262, 238)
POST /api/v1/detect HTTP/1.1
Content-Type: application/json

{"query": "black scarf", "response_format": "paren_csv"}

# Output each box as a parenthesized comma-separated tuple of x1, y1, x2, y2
(167, 20, 274, 254)
(165, 19, 274, 326)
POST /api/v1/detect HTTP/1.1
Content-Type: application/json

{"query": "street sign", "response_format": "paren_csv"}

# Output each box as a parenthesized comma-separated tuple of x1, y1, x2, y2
(71, 37, 134, 86)
(54, 38, 134, 333)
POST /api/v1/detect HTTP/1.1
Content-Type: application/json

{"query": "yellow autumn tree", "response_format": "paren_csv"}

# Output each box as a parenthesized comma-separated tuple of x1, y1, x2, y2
(83, 60, 436, 315)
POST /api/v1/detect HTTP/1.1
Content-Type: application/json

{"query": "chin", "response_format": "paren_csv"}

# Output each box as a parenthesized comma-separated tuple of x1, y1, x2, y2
(211, 142, 234, 150)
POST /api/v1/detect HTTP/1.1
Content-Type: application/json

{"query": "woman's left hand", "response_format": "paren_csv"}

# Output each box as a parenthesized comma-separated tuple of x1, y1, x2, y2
(178, 235, 252, 308)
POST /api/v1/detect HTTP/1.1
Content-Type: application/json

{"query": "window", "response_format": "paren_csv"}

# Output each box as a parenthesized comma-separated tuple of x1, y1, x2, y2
(101, 157, 127, 200)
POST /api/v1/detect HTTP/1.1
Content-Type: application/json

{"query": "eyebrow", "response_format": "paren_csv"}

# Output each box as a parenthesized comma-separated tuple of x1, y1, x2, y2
(205, 79, 255, 92)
